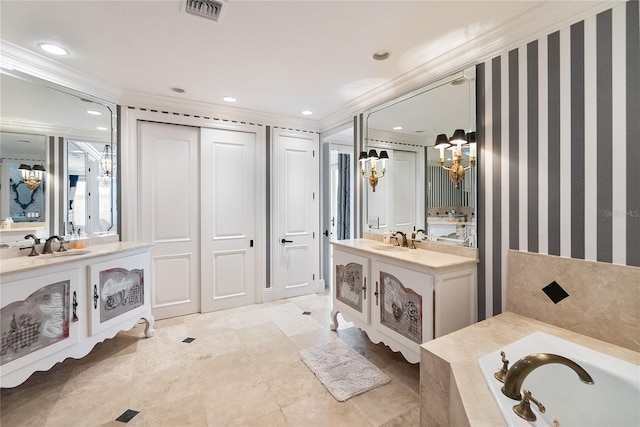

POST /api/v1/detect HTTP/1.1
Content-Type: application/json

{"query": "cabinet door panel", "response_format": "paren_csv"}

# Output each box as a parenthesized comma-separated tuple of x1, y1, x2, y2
(88, 253, 150, 336)
(372, 260, 433, 349)
(333, 250, 370, 324)
(0, 269, 80, 376)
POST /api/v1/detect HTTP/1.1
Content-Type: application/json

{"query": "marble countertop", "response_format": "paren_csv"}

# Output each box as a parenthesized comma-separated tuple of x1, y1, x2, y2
(420, 312, 640, 426)
(0, 242, 152, 276)
(331, 238, 478, 271)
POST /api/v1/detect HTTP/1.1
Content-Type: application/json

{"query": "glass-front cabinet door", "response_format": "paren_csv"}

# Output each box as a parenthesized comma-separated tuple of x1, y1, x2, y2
(371, 260, 434, 348)
(0, 269, 80, 377)
(88, 253, 149, 336)
(333, 249, 370, 324)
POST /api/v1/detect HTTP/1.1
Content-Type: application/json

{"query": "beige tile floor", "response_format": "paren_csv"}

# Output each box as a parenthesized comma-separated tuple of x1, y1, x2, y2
(1, 292, 420, 427)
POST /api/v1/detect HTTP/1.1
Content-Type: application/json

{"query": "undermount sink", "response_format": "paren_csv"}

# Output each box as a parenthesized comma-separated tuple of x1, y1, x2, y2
(370, 244, 408, 252)
(48, 249, 92, 257)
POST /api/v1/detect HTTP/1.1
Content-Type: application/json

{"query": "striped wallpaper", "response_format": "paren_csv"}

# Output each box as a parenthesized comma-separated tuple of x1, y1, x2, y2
(477, 1, 639, 319)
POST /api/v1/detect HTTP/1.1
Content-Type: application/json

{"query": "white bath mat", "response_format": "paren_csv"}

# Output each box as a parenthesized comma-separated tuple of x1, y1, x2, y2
(298, 340, 391, 401)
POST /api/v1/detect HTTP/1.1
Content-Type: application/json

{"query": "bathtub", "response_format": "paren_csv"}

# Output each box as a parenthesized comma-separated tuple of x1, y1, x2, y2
(478, 331, 640, 427)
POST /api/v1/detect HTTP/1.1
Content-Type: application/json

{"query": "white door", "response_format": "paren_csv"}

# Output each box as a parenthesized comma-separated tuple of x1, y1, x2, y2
(273, 129, 320, 299)
(200, 128, 256, 312)
(139, 122, 200, 319)
(392, 150, 416, 232)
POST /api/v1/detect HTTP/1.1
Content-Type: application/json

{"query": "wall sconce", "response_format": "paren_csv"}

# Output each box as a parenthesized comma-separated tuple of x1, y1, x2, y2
(18, 164, 46, 191)
(434, 129, 476, 189)
(100, 144, 112, 177)
(359, 149, 388, 192)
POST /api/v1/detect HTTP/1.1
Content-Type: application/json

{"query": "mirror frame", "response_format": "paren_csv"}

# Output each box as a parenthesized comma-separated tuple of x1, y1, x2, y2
(0, 68, 118, 242)
(363, 67, 477, 247)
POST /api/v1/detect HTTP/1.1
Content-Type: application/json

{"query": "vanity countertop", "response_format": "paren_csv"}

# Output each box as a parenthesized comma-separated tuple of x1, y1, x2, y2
(331, 238, 478, 271)
(0, 242, 152, 276)
(420, 311, 640, 426)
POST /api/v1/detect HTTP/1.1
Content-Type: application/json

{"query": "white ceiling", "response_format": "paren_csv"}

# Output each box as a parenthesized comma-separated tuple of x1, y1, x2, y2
(0, 1, 616, 125)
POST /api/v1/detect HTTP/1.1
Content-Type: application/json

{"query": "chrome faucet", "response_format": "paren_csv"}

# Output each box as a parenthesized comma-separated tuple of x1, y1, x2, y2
(43, 235, 66, 254)
(393, 231, 408, 247)
(501, 353, 594, 400)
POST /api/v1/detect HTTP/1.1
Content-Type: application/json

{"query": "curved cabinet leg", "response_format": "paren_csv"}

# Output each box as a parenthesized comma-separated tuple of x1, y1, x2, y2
(142, 314, 155, 337)
(330, 309, 339, 331)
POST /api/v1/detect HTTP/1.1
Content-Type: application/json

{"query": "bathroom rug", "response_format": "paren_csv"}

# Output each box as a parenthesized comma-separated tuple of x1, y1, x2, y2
(298, 339, 390, 401)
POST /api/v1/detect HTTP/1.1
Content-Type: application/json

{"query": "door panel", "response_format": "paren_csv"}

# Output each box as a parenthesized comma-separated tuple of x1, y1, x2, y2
(139, 122, 200, 319)
(201, 128, 256, 312)
(274, 130, 319, 299)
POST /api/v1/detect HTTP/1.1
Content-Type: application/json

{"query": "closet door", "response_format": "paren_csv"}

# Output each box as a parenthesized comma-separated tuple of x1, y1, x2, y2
(139, 122, 200, 319)
(200, 128, 256, 312)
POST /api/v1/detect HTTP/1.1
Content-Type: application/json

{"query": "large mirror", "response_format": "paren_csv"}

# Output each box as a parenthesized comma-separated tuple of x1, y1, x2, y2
(364, 67, 476, 247)
(0, 69, 117, 245)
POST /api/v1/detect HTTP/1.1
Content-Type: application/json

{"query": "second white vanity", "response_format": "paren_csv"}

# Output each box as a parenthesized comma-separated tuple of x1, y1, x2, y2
(330, 238, 477, 363)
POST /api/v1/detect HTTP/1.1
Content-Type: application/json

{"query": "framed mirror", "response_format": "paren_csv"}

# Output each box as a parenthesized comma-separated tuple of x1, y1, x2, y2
(364, 67, 476, 247)
(0, 69, 117, 245)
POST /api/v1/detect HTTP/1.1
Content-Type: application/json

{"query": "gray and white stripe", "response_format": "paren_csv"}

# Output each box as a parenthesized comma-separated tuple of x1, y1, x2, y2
(477, 1, 639, 319)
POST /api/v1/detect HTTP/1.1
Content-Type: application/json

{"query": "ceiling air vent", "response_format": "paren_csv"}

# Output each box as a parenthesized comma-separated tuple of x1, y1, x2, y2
(185, 0, 224, 22)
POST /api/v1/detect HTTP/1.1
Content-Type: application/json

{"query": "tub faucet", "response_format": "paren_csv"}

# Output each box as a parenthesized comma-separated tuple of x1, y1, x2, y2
(501, 353, 594, 400)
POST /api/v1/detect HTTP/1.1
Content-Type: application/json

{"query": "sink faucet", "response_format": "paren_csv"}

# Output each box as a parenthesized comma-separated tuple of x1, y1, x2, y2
(501, 353, 594, 400)
(392, 231, 408, 247)
(22, 234, 41, 257)
(43, 235, 66, 254)
(411, 229, 425, 240)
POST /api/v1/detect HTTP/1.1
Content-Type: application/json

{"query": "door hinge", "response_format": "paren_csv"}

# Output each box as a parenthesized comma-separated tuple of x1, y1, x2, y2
(312, 192, 315, 200)
(250, 239, 254, 247)
(312, 232, 315, 239)
(313, 150, 315, 157)
(313, 273, 315, 281)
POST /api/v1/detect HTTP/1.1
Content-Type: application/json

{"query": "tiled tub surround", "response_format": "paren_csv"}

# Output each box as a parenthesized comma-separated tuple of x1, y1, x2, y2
(420, 250, 640, 426)
(420, 312, 640, 427)
(506, 249, 640, 352)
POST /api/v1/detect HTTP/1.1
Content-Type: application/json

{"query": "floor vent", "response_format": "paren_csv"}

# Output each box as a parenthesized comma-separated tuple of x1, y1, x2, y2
(185, 0, 224, 22)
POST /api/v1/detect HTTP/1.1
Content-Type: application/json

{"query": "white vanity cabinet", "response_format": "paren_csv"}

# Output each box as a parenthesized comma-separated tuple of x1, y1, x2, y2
(0, 269, 81, 382)
(330, 239, 477, 363)
(88, 253, 149, 336)
(0, 243, 154, 388)
(331, 249, 370, 325)
(371, 259, 434, 357)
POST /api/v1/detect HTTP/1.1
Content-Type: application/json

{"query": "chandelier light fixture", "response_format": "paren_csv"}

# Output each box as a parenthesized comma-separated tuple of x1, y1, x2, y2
(359, 149, 389, 192)
(434, 130, 476, 189)
(18, 164, 46, 191)
(100, 144, 112, 177)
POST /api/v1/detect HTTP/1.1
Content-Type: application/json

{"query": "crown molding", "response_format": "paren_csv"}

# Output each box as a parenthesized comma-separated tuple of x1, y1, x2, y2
(120, 90, 321, 133)
(0, 119, 111, 143)
(0, 41, 122, 104)
(320, 0, 621, 132)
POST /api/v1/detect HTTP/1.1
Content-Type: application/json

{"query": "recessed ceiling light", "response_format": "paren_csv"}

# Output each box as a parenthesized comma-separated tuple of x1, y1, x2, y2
(96, 127, 108, 131)
(223, 96, 237, 103)
(38, 43, 69, 56)
(301, 110, 313, 116)
(171, 87, 185, 93)
(87, 110, 102, 116)
(372, 50, 391, 61)
(393, 126, 403, 130)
